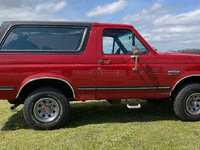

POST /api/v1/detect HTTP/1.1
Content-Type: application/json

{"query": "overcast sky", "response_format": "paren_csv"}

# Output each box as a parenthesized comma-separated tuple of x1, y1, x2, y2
(0, 0, 200, 52)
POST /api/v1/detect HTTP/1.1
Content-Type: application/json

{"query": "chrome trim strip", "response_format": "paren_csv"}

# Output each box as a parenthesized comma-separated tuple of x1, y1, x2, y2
(16, 77, 75, 98)
(170, 74, 200, 96)
(78, 85, 171, 91)
(97, 87, 157, 90)
(0, 86, 14, 91)
(158, 86, 170, 89)
(78, 86, 158, 91)
(77, 28, 88, 51)
(78, 87, 96, 91)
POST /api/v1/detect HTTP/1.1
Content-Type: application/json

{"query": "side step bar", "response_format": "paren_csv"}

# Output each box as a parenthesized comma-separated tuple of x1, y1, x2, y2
(126, 100, 141, 109)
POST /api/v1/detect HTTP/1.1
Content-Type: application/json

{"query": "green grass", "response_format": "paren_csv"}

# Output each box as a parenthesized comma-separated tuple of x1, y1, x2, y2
(0, 99, 200, 149)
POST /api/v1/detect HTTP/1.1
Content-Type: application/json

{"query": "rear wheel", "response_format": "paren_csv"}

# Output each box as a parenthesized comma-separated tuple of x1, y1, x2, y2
(23, 87, 69, 130)
(174, 83, 200, 121)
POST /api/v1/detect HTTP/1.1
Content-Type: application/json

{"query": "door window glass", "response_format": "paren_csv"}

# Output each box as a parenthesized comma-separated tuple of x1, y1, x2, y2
(103, 29, 149, 55)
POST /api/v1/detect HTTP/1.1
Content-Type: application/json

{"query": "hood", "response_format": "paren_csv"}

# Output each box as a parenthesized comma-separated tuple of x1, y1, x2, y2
(156, 52, 200, 64)
(158, 52, 200, 56)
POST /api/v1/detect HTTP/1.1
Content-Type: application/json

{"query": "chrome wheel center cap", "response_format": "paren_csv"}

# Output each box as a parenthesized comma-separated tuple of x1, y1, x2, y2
(190, 100, 196, 107)
(42, 105, 51, 114)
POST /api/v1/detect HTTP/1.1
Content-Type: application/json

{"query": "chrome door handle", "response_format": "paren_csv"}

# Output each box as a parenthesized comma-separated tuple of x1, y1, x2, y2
(98, 60, 111, 64)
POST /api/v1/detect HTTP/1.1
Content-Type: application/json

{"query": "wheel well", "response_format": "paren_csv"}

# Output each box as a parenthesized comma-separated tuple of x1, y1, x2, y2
(170, 76, 200, 99)
(17, 79, 74, 103)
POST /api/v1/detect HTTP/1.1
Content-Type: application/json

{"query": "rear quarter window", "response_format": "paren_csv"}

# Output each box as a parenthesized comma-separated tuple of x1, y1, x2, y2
(1, 27, 87, 53)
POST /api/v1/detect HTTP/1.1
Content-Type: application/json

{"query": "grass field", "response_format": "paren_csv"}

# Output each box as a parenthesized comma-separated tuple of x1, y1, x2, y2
(0, 99, 200, 149)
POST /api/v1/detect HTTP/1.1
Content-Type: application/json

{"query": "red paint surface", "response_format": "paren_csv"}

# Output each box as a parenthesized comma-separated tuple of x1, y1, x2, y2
(0, 23, 200, 101)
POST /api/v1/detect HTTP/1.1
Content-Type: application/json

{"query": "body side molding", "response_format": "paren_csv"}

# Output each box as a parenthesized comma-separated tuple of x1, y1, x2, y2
(0, 86, 15, 91)
(78, 85, 170, 91)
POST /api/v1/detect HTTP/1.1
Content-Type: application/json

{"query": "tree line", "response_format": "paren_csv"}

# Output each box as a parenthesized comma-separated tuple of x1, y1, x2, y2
(171, 48, 200, 54)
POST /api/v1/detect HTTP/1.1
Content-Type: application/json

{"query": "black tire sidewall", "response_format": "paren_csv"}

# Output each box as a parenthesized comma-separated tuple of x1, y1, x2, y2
(23, 88, 69, 130)
(174, 83, 200, 121)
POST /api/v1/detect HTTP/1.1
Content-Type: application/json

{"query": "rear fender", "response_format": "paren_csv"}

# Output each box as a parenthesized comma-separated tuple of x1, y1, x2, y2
(16, 73, 75, 99)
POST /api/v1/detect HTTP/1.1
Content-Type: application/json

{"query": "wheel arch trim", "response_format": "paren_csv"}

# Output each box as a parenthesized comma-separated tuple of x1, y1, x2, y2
(16, 77, 75, 99)
(170, 74, 200, 96)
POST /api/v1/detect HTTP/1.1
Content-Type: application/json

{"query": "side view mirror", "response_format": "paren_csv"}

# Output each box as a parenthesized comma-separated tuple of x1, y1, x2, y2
(131, 47, 140, 71)
(132, 47, 140, 55)
(152, 47, 157, 52)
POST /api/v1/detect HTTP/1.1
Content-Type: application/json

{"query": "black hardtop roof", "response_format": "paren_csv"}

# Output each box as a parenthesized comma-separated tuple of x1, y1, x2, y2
(1, 21, 93, 27)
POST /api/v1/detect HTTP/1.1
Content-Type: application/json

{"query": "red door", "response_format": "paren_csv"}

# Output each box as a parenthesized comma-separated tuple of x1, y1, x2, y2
(96, 27, 159, 100)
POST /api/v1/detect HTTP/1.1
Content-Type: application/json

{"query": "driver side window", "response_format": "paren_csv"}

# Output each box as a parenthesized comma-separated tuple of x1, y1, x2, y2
(103, 36, 122, 54)
(102, 29, 149, 55)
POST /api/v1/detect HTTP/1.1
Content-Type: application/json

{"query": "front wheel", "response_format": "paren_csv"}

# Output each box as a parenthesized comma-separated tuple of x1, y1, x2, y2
(23, 87, 69, 130)
(174, 83, 200, 121)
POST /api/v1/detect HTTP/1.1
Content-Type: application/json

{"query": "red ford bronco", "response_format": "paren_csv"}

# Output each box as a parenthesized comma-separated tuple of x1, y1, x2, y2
(0, 21, 200, 129)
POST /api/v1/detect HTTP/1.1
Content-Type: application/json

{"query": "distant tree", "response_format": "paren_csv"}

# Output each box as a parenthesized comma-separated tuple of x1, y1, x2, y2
(170, 49, 200, 54)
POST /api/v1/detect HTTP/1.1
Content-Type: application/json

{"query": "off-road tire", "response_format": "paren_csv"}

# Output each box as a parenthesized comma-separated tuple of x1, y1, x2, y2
(23, 87, 69, 130)
(174, 83, 200, 121)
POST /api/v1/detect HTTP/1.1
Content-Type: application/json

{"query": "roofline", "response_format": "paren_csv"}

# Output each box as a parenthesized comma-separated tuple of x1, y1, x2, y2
(93, 22, 133, 28)
(1, 21, 93, 27)
(1, 21, 133, 28)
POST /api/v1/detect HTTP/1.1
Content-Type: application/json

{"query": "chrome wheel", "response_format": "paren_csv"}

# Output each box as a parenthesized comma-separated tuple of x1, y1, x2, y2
(33, 98, 60, 122)
(186, 93, 200, 115)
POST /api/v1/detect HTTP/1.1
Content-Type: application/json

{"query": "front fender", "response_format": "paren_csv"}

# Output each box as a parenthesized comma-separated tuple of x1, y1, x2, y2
(170, 71, 200, 96)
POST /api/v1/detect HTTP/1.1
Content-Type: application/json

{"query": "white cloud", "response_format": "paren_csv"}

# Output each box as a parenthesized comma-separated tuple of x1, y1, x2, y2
(35, 1, 67, 14)
(154, 9, 200, 26)
(152, 26, 198, 33)
(121, 4, 164, 28)
(0, 2, 67, 24)
(0, 0, 51, 8)
(0, 0, 22, 7)
(70, 17, 86, 22)
(85, 0, 128, 18)
(120, 4, 200, 51)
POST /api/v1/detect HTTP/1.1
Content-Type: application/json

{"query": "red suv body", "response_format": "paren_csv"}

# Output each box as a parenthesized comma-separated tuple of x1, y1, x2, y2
(0, 21, 200, 129)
